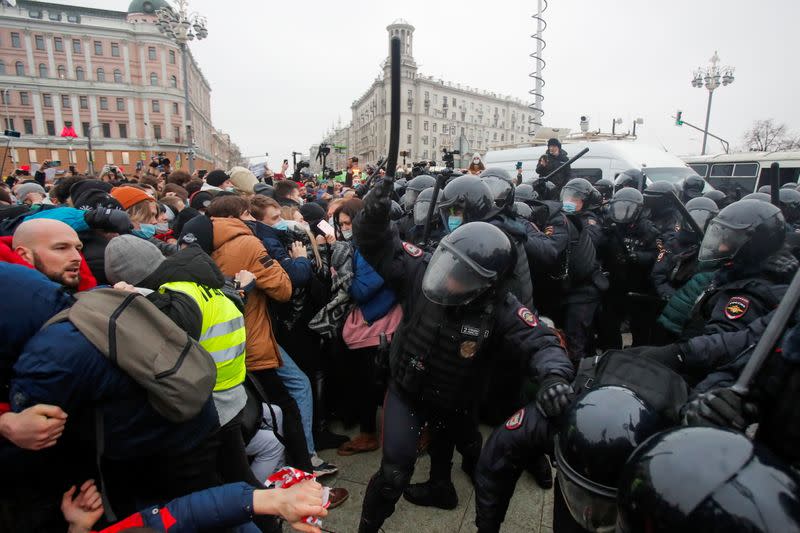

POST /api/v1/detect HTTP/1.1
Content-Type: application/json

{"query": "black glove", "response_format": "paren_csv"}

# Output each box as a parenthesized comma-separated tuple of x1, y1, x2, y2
(682, 388, 757, 430)
(536, 376, 574, 418)
(363, 177, 393, 221)
(84, 207, 132, 234)
(641, 343, 686, 371)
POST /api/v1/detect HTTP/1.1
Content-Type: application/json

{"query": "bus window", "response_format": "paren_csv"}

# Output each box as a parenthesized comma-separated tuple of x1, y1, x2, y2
(688, 163, 709, 177)
(710, 164, 734, 177)
(757, 167, 800, 189)
(732, 163, 758, 177)
(707, 177, 756, 196)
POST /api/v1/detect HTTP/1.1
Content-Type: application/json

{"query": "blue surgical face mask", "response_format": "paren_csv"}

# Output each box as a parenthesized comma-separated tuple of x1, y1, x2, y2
(133, 223, 157, 239)
(562, 201, 578, 214)
(448, 215, 463, 232)
(341, 229, 353, 240)
(154, 222, 170, 233)
(224, 186, 236, 193)
(271, 219, 289, 231)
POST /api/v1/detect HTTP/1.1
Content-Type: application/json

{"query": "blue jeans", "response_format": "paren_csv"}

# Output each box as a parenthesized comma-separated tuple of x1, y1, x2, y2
(276, 346, 315, 454)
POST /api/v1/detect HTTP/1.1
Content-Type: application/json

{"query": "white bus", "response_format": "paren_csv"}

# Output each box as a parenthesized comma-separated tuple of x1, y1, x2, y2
(682, 151, 800, 195)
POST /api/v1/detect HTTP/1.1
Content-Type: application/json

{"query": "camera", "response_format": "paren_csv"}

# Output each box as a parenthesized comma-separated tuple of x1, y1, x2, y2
(441, 148, 460, 169)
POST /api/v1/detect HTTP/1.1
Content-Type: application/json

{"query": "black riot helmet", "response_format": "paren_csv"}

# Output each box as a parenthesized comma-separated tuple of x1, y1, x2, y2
(402, 174, 436, 208)
(642, 181, 677, 215)
(513, 201, 533, 220)
(390, 200, 404, 221)
(421, 222, 513, 306)
(594, 179, 614, 201)
(617, 426, 800, 533)
(413, 187, 442, 227)
(614, 169, 645, 193)
(741, 192, 772, 202)
(554, 386, 670, 532)
(778, 187, 800, 224)
(757, 184, 772, 194)
(515, 183, 538, 203)
(685, 197, 719, 233)
(703, 189, 732, 209)
(438, 175, 499, 232)
(699, 199, 785, 268)
(681, 175, 706, 201)
(608, 188, 645, 224)
(479, 167, 516, 210)
(782, 182, 798, 189)
(394, 177, 408, 199)
(560, 178, 600, 213)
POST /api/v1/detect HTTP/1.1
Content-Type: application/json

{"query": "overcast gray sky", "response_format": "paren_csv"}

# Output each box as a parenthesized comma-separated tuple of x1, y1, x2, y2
(52, 0, 800, 167)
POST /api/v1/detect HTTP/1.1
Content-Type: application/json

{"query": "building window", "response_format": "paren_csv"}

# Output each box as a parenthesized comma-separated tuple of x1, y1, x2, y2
(174, 126, 181, 143)
(148, 47, 157, 61)
(119, 123, 128, 139)
(152, 100, 160, 113)
(20, 92, 29, 105)
(3, 118, 13, 131)
(0, 61, 4, 75)
(43, 94, 52, 107)
(153, 124, 162, 139)
(72, 39, 81, 54)
(46, 120, 56, 136)
(172, 102, 179, 114)
(407, 119, 412, 130)
(11, 32, 21, 48)
(169, 50, 176, 64)
(79, 96, 88, 109)
(407, 134, 412, 144)
(111, 42, 120, 57)
(57, 65, 66, 79)
(424, 121, 428, 131)
(149, 73, 158, 86)
(106, 152, 114, 164)
(99, 97, 108, 110)
(61, 94, 70, 108)
(116, 98, 125, 111)
(96, 68, 105, 82)
(433, 123, 437, 133)
(35, 35, 45, 50)
(121, 152, 130, 165)
(0, 92, 6, 105)
(101, 123, 111, 138)
(14, 61, 24, 76)
(81, 122, 90, 136)
(28, 149, 38, 163)
(113, 69, 123, 83)
(94, 41, 103, 55)
(54, 37, 64, 52)
(67, 14, 80, 23)
(23, 119, 33, 135)
(38, 63, 48, 78)
(75, 66, 85, 80)
(170, 75, 177, 88)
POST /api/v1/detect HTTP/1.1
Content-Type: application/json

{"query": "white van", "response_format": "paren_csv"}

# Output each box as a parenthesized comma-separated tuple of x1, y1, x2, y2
(484, 141, 706, 189)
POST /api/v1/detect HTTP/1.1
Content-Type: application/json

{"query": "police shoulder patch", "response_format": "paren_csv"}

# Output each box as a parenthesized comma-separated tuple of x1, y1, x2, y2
(587, 218, 597, 225)
(402, 241, 423, 258)
(517, 307, 539, 327)
(505, 408, 525, 430)
(724, 296, 750, 320)
(657, 249, 666, 262)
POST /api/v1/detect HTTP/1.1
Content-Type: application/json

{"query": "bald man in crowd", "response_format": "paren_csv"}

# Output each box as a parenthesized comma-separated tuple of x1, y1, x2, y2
(12, 219, 84, 290)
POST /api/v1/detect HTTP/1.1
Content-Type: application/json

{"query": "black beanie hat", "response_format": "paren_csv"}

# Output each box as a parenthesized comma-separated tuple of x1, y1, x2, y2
(178, 214, 214, 255)
(69, 179, 113, 203)
(547, 138, 561, 148)
(189, 190, 215, 211)
(299, 202, 326, 226)
(205, 170, 229, 188)
(173, 206, 200, 236)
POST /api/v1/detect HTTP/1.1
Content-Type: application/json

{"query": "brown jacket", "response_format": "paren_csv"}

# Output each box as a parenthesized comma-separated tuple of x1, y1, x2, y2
(211, 217, 292, 370)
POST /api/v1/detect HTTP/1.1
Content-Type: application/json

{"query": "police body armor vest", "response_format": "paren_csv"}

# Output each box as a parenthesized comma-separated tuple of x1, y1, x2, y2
(685, 277, 782, 337)
(159, 281, 247, 392)
(390, 295, 496, 410)
(552, 214, 597, 286)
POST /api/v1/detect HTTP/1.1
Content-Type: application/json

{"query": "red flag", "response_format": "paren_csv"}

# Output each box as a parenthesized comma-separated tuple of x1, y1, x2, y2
(60, 125, 78, 138)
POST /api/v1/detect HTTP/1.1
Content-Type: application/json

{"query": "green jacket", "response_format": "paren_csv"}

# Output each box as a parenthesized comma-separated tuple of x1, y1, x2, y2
(657, 270, 715, 336)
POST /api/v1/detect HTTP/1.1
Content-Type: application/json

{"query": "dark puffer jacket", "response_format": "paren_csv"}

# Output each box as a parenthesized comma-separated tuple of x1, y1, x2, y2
(657, 270, 715, 336)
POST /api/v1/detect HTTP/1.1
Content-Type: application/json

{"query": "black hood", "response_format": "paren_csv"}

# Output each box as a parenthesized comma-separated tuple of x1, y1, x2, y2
(138, 244, 224, 290)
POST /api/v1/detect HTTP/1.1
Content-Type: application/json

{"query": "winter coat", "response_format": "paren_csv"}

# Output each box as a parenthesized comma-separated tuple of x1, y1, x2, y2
(211, 217, 292, 370)
(309, 240, 355, 339)
(657, 270, 715, 336)
(3, 263, 219, 462)
(253, 221, 312, 288)
(535, 149, 571, 190)
(350, 248, 397, 323)
(95, 482, 261, 533)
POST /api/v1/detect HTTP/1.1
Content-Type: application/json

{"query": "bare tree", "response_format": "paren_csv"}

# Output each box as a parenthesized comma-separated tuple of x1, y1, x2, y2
(742, 119, 799, 151)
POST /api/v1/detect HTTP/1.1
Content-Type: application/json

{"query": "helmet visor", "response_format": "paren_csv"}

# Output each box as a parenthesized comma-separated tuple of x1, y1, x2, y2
(689, 209, 714, 232)
(698, 220, 752, 264)
(414, 200, 432, 226)
(483, 178, 512, 206)
(557, 473, 617, 532)
(609, 200, 641, 224)
(422, 243, 496, 306)
(403, 189, 420, 208)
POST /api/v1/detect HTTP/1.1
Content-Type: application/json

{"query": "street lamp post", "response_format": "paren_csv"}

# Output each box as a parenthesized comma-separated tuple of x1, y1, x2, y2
(691, 51, 735, 155)
(86, 123, 103, 177)
(155, 0, 208, 174)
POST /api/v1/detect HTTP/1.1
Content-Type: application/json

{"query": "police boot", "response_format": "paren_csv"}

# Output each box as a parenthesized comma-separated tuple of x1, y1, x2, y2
(311, 369, 348, 451)
(527, 453, 553, 489)
(402, 465, 459, 511)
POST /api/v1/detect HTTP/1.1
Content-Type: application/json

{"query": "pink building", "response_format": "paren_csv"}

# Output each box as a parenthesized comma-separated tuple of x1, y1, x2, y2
(0, 0, 241, 176)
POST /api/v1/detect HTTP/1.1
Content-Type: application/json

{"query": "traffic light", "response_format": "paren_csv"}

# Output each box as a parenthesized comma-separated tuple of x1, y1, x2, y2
(675, 110, 683, 126)
(3, 130, 20, 138)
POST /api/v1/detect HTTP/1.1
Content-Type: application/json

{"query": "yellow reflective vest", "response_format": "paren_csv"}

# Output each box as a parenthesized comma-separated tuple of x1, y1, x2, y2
(159, 281, 246, 392)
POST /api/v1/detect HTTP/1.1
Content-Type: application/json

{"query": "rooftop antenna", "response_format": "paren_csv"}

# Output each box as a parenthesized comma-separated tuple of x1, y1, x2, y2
(529, 0, 547, 135)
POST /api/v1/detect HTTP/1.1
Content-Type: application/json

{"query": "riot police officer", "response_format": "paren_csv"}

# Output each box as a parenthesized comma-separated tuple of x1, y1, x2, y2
(642, 180, 682, 235)
(593, 178, 614, 203)
(680, 174, 706, 202)
(514, 183, 538, 207)
(406, 187, 445, 251)
(703, 188, 732, 209)
(480, 167, 516, 211)
(613, 169, 645, 193)
(598, 187, 661, 347)
(397, 174, 436, 239)
(682, 199, 795, 338)
(354, 177, 574, 533)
